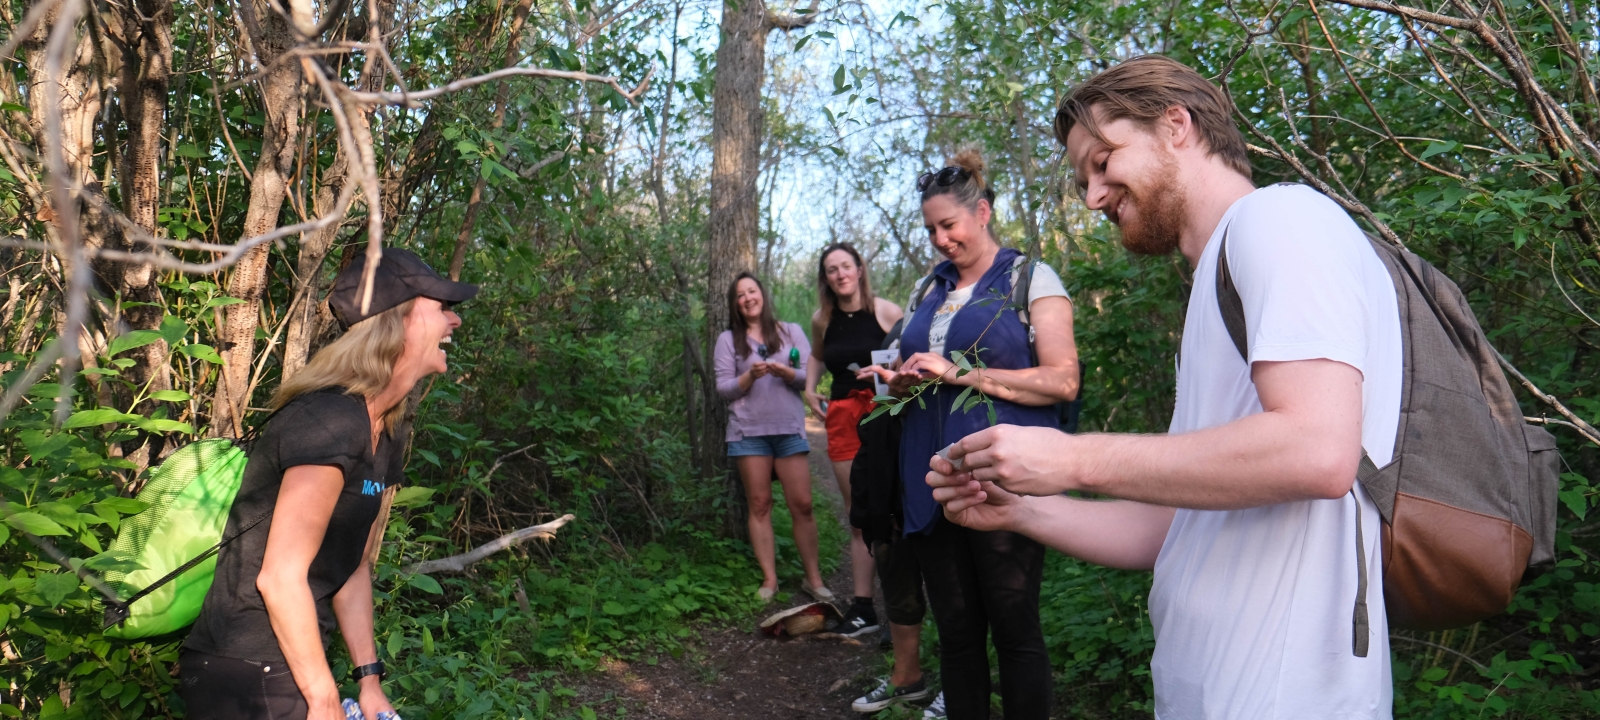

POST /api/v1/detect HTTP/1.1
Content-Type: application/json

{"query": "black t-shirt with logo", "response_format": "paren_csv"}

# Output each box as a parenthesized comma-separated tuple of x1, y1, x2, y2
(185, 388, 405, 662)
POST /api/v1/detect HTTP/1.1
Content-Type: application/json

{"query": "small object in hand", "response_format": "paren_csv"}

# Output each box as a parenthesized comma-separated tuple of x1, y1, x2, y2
(756, 343, 771, 359)
(846, 362, 862, 373)
(937, 443, 965, 472)
(343, 698, 403, 720)
(789, 347, 801, 368)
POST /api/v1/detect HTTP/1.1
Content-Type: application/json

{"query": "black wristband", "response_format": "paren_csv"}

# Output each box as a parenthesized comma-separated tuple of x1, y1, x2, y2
(351, 661, 386, 682)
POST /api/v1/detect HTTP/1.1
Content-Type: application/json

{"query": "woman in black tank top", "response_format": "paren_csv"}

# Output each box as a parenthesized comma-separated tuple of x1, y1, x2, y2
(804, 244, 905, 638)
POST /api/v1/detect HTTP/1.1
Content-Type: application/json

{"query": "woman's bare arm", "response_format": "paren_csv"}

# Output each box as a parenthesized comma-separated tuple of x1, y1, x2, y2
(333, 510, 395, 716)
(257, 464, 344, 717)
(902, 296, 1079, 406)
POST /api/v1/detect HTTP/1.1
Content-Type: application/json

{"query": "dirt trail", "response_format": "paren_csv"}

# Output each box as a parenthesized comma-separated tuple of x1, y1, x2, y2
(571, 417, 891, 719)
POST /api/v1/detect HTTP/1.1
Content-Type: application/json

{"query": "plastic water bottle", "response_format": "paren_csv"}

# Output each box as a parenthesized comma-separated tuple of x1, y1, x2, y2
(789, 347, 800, 368)
(343, 698, 402, 720)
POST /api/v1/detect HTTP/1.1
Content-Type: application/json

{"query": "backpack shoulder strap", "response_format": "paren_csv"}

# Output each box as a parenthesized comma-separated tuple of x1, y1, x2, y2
(907, 274, 936, 313)
(1216, 230, 1249, 360)
(1008, 254, 1035, 328)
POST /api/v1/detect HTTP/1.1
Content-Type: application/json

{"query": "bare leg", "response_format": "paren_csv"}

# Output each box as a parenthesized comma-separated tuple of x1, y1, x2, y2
(831, 458, 876, 600)
(890, 622, 924, 687)
(774, 454, 826, 590)
(737, 455, 778, 591)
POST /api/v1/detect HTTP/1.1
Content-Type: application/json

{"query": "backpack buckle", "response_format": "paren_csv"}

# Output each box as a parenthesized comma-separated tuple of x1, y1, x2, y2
(102, 600, 129, 630)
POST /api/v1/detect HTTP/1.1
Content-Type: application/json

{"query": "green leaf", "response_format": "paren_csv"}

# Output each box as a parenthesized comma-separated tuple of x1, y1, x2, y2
(131, 417, 196, 434)
(34, 573, 77, 607)
(0, 102, 27, 113)
(180, 344, 225, 364)
(386, 630, 404, 657)
(159, 315, 189, 347)
(62, 409, 140, 429)
(201, 296, 244, 310)
(602, 600, 627, 615)
(794, 34, 811, 51)
(391, 486, 435, 507)
(1419, 141, 1457, 160)
(106, 330, 164, 358)
(949, 385, 974, 414)
(1420, 666, 1448, 682)
(6, 512, 69, 536)
(408, 574, 443, 594)
(1559, 488, 1589, 520)
(148, 389, 191, 402)
(96, 498, 150, 515)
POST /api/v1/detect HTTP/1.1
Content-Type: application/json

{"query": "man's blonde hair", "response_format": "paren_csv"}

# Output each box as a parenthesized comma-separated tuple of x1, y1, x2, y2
(1054, 55, 1253, 179)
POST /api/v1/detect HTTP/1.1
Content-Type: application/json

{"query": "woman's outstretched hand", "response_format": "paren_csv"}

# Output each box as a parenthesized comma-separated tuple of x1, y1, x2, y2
(357, 679, 396, 720)
(899, 352, 964, 384)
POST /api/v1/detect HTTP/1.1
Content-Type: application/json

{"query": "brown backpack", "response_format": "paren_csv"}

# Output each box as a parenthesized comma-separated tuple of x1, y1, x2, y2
(1217, 230, 1560, 656)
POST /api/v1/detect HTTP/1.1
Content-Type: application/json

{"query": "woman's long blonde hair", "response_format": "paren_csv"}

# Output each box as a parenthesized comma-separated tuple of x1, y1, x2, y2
(271, 298, 415, 433)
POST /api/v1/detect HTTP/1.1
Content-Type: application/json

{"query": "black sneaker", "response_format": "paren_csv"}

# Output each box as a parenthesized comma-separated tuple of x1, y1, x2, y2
(835, 603, 880, 638)
(852, 676, 932, 712)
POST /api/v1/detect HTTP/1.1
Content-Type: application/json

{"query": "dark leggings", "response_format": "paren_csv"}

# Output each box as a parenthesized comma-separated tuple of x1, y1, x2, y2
(909, 517, 1050, 720)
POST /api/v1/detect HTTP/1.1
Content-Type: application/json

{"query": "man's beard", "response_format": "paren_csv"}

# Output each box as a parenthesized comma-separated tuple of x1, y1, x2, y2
(1117, 157, 1186, 256)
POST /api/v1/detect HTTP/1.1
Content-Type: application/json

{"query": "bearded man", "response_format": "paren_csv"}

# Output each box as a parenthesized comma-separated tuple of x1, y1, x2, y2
(926, 55, 1400, 719)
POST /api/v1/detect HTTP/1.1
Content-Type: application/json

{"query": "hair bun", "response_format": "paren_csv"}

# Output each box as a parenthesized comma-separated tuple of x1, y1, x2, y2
(948, 148, 987, 190)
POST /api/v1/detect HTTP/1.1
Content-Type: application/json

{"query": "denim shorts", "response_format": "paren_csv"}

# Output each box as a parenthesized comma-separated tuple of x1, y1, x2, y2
(727, 433, 810, 458)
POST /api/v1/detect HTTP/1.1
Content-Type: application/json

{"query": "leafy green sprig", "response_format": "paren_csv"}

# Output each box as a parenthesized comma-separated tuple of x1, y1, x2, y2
(862, 291, 1015, 427)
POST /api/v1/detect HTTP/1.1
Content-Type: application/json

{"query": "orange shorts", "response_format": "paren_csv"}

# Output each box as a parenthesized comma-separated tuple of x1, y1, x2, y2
(824, 389, 877, 461)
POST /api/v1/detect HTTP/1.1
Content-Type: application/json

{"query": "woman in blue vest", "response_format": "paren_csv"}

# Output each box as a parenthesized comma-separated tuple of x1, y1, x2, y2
(865, 149, 1080, 720)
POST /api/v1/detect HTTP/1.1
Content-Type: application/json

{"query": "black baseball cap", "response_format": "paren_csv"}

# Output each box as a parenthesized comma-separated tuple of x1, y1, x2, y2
(329, 248, 478, 329)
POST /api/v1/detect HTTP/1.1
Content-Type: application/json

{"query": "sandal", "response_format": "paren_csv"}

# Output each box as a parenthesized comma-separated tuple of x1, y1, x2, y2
(758, 585, 778, 602)
(803, 583, 835, 602)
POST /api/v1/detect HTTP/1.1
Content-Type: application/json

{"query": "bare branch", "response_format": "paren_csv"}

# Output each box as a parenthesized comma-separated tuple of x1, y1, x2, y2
(343, 65, 654, 107)
(1495, 347, 1600, 446)
(403, 514, 576, 574)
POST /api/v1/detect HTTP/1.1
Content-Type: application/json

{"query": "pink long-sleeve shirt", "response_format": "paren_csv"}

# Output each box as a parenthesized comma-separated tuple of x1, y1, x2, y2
(713, 323, 809, 442)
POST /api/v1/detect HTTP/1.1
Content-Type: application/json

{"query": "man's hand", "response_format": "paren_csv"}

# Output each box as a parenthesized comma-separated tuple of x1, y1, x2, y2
(941, 425, 1078, 496)
(925, 459, 1030, 532)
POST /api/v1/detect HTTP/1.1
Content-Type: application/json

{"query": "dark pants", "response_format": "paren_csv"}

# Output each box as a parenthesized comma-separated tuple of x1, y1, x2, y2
(178, 649, 308, 720)
(874, 538, 927, 626)
(909, 518, 1050, 720)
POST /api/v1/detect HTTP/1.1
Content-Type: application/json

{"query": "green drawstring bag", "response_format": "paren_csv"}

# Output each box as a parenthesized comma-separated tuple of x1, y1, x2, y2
(102, 438, 263, 639)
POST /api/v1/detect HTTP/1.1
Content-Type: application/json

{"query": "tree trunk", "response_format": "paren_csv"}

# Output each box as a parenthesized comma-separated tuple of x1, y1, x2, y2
(705, 0, 815, 536)
(707, 0, 770, 537)
(282, 5, 394, 379)
(210, 3, 303, 438)
(110, 0, 175, 403)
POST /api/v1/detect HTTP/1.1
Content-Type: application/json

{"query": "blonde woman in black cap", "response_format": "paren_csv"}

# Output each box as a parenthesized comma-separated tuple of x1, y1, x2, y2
(180, 249, 476, 720)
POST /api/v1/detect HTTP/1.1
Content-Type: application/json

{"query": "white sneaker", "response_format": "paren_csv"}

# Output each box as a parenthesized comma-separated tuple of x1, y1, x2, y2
(922, 691, 946, 719)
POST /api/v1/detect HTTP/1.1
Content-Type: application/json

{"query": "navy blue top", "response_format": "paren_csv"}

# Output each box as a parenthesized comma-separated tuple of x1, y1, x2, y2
(898, 248, 1059, 535)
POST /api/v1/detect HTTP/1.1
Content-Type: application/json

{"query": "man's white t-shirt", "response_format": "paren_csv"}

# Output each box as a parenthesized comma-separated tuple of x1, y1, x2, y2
(1149, 184, 1401, 720)
(924, 263, 1068, 358)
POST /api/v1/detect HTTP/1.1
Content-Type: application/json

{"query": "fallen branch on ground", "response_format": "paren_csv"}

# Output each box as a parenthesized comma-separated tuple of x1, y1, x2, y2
(404, 514, 576, 574)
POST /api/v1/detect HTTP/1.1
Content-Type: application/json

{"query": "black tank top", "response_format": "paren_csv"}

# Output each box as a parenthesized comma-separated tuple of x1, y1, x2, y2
(822, 304, 888, 399)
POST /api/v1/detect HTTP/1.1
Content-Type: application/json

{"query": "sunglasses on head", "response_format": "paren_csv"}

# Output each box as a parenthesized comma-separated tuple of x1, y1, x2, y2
(916, 166, 971, 192)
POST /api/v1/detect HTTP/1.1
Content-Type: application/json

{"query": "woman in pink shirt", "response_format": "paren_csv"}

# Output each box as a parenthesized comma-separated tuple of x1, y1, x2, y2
(714, 272, 831, 602)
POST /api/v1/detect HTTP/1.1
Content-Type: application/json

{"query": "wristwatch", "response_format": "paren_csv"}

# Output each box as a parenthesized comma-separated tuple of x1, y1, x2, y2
(351, 661, 386, 682)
